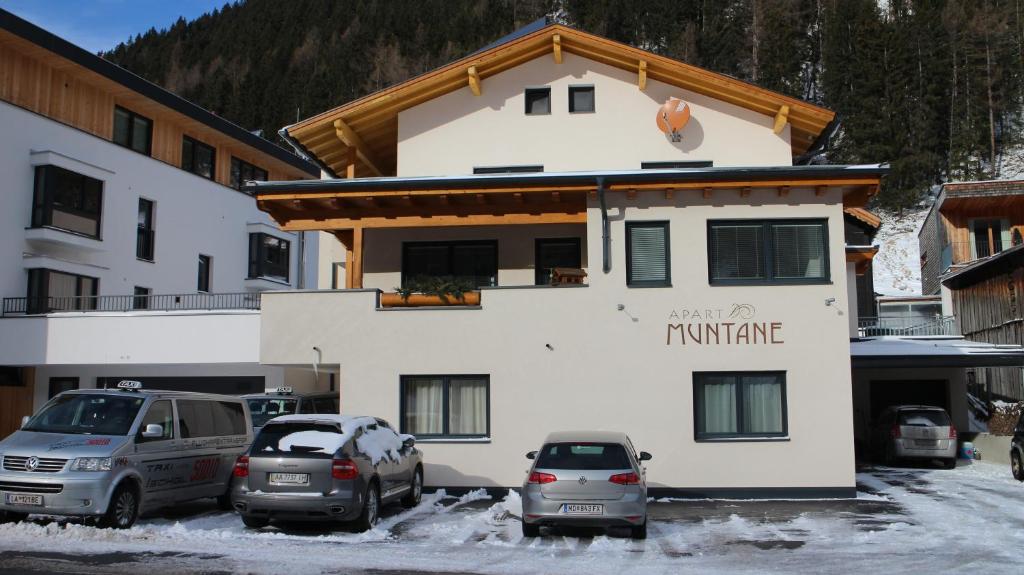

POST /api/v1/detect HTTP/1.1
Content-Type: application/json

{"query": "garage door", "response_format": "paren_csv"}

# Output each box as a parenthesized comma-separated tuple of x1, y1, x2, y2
(869, 379, 949, 420)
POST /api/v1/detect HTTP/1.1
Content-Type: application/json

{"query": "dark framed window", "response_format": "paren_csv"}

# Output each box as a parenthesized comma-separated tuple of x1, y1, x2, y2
(137, 198, 155, 261)
(27, 269, 98, 314)
(400, 375, 489, 438)
(626, 222, 670, 287)
(970, 218, 1008, 259)
(31, 165, 103, 238)
(708, 219, 829, 285)
(641, 161, 713, 169)
(197, 255, 212, 292)
(473, 165, 543, 175)
(112, 106, 152, 155)
(248, 233, 290, 283)
(181, 135, 216, 180)
(402, 240, 498, 288)
(230, 157, 268, 191)
(525, 87, 551, 115)
(693, 372, 788, 440)
(568, 85, 595, 113)
(133, 286, 151, 310)
(48, 377, 79, 399)
(535, 237, 582, 285)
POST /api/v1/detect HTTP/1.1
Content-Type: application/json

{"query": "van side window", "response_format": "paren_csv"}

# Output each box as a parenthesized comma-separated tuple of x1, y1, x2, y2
(177, 399, 246, 438)
(312, 397, 338, 414)
(137, 400, 174, 442)
(299, 399, 316, 414)
(216, 401, 246, 435)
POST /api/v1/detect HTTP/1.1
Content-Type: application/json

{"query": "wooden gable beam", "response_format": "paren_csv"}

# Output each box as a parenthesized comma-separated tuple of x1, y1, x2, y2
(553, 34, 563, 64)
(333, 119, 383, 177)
(638, 60, 647, 91)
(468, 66, 481, 96)
(773, 105, 790, 135)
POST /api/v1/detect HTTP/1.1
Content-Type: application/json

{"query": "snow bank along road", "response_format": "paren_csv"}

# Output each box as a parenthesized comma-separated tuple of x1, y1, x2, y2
(1, 461, 1022, 574)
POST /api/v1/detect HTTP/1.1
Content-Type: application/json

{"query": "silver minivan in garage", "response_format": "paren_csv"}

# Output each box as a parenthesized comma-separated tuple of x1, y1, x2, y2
(521, 431, 651, 539)
(0, 382, 252, 528)
(872, 405, 958, 469)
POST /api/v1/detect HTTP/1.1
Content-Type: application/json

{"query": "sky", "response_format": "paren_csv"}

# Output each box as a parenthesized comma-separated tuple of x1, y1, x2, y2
(0, 0, 228, 53)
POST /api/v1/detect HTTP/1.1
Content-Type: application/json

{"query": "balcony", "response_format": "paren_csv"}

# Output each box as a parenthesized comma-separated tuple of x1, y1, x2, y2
(1, 292, 261, 317)
(857, 316, 957, 337)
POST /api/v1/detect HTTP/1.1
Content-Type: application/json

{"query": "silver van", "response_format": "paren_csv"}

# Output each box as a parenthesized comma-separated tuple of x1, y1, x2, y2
(0, 382, 252, 528)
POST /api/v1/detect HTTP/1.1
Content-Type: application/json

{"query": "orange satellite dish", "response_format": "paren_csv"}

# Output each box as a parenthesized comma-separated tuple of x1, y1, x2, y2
(656, 98, 690, 141)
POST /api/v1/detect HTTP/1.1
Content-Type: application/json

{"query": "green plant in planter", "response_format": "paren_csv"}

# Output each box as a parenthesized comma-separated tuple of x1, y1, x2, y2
(395, 275, 478, 303)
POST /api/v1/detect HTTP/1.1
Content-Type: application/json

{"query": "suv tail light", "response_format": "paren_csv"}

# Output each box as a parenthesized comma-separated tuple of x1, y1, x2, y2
(609, 472, 640, 485)
(232, 455, 249, 478)
(332, 458, 359, 480)
(527, 471, 557, 484)
(890, 424, 901, 439)
(949, 424, 957, 439)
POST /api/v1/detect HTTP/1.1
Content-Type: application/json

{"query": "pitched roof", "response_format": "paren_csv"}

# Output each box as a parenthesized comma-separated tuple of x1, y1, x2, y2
(284, 22, 836, 178)
(844, 207, 881, 229)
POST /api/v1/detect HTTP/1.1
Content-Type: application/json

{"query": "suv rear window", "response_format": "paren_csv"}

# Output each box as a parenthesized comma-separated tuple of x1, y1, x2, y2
(898, 410, 950, 427)
(535, 442, 632, 470)
(252, 423, 347, 458)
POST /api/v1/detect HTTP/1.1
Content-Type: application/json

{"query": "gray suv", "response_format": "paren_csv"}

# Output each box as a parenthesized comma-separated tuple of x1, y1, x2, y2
(521, 431, 651, 539)
(231, 415, 423, 531)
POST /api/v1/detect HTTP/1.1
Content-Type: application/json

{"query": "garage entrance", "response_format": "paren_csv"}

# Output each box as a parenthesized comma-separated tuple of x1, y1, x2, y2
(869, 379, 949, 420)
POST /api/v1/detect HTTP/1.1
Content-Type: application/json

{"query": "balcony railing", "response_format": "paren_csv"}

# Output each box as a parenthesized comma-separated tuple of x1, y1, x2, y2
(857, 315, 957, 337)
(2, 292, 261, 317)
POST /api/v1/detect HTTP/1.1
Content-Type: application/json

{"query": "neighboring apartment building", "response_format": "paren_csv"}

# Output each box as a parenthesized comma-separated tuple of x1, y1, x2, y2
(253, 21, 888, 497)
(0, 10, 325, 438)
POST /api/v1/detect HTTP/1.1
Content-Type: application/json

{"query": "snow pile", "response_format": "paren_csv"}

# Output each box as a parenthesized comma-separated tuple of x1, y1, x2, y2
(355, 427, 404, 465)
(872, 208, 929, 296)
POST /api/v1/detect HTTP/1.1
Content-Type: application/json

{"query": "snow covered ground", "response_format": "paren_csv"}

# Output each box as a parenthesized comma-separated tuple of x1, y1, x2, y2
(871, 208, 929, 296)
(1, 462, 1022, 574)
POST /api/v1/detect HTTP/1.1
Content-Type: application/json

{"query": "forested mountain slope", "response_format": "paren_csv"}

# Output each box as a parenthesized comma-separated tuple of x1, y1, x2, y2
(103, 0, 1024, 211)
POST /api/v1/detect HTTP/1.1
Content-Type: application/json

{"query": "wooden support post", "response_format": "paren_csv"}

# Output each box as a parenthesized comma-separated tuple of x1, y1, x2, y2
(638, 60, 647, 91)
(815, 185, 827, 197)
(553, 34, 562, 64)
(741, 187, 751, 198)
(778, 186, 790, 198)
(468, 66, 481, 96)
(773, 105, 790, 135)
(351, 227, 364, 289)
(703, 187, 713, 199)
(345, 146, 356, 178)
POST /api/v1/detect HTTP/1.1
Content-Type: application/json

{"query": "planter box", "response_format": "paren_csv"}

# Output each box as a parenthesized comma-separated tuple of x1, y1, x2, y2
(380, 291, 481, 307)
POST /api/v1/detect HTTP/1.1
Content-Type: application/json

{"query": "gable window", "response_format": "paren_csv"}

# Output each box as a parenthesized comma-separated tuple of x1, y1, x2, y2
(568, 85, 595, 113)
(137, 198, 155, 261)
(133, 286, 151, 310)
(27, 269, 98, 314)
(31, 165, 103, 238)
(694, 372, 787, 440)
(248, 233, 290, 283)
(525, 87, 551, 115)
(401, 375, 489, 438)
(182, 135, 216, 180)
(402, 240, 498, 288)
(197, 254, 212, 292)
(708, 219, 829, 285)
(626, 222, 671, 287)
(535, 237, 582, 285)
(970, 218, 1008, 259)
(230, 157, 268, 192)
(113, 106, 152, 155)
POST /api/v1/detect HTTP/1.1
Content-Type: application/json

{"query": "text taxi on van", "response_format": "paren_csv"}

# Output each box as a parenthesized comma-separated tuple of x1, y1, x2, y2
(0, 381, 252, 528)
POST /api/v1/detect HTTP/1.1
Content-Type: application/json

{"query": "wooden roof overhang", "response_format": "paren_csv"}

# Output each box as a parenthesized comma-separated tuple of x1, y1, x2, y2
(282, 24, 836, 178)
(845, 246, 879, 274)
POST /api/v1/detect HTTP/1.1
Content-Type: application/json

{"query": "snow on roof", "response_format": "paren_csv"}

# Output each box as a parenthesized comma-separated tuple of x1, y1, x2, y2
(851, 336, 1024, 368)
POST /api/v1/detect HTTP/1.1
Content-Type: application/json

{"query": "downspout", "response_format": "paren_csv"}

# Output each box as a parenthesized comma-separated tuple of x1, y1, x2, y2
(597, 176, 611, 273)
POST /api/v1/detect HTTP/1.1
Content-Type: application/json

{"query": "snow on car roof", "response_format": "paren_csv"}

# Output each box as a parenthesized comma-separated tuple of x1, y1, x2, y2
(267, 414, 375, 426)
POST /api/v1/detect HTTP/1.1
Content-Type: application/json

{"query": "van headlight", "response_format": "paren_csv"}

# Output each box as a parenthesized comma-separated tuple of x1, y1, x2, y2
(71, 457, 112, 471)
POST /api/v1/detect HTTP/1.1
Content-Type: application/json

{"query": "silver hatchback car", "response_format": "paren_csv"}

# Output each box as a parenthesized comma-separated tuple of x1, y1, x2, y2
(872, 405, 957, 469)
(521, 431, 651, 539)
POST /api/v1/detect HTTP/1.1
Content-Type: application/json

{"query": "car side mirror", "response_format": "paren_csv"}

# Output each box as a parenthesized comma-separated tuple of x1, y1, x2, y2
(639, 451, 653, 462)
(20, 416, 30, 429)
(141, 423, 164, 438)
(402, 436, 416, 449)
(526, 451, 537, 460)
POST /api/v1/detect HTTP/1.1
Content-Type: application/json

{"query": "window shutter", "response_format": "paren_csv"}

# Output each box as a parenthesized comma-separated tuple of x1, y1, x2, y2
(628, 224, 668, 284)
(710, 224, 764, 280)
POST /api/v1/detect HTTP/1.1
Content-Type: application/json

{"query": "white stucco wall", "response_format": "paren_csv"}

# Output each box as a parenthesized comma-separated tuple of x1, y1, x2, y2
(397, 52, 792, 176)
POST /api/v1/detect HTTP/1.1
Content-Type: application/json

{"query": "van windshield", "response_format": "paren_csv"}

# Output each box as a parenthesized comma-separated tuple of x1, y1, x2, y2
(23, 394, 145, 436)
(535, 442, 632, 470)
(246, 398, 298, 428)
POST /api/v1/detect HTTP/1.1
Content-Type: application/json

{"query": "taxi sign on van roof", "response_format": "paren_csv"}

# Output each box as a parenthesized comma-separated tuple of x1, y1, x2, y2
(274, 386, 293, 395)
(116, 380, 142, 391)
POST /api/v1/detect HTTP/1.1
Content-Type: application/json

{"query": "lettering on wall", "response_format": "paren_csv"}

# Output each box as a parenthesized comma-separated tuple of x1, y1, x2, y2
(666, 303, 783, 345)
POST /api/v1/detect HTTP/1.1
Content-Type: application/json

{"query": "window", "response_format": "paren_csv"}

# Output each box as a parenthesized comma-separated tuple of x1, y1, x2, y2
(137, 400, 174, 442)
(27, 269, 98, 314)
(535, 237, 582, 285)
(473, 165, 543, 174)
(31, 165, 103, 238)
(402, 240, 498, 288)
(641, 161, 713, 169)
(176, 399, 246, 438)
(137, 198, 155, 261)
(568, 85, 595, 113)
(197, 255, 211, 292)
(112, 106, 152, 155)
(525, 87, 551, 115)
(48, 377, 79, 399)
(181, 135, 216, 180)
(230, 157, 268, 191)
(708, 219, 829, 284)
(133, 286, 151, 310)
(694, 372, 787, 440)
(536, 443, 632, 470)
(248, 233, 290, 283)
(401, 375, 489, 438)
(626, 222, 670, 287)
(970, 218, 1008, 259)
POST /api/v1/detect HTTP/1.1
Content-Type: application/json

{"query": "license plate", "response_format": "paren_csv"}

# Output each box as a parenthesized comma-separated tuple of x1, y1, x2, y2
(268, 473, 309, 485)
(915, 440, 938, 447)
(562, 503, 603, 515)
(5, 493, 43, 506)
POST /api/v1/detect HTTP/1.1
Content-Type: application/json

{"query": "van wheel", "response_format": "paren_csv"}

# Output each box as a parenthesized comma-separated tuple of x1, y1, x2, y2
(241, 515, 269, 529)
(353, 482, 380, 533)
(521, 521, 540, 538)
(0, 511, 28, 524)
(401, 467, 423, 508)
(630, 520, 648, 540)
(98, 483, 139, 529)
(1012, 452, 1024, 481)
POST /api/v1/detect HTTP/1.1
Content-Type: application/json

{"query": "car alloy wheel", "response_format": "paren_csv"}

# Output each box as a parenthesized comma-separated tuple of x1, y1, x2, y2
(366, 486, 379, 525)
(114, 489, 137, 528)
